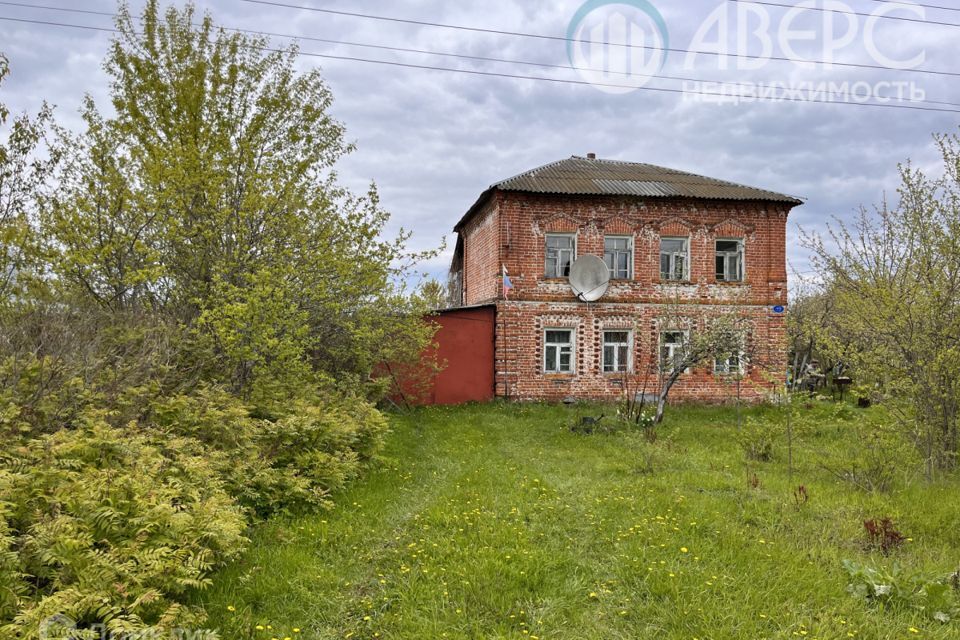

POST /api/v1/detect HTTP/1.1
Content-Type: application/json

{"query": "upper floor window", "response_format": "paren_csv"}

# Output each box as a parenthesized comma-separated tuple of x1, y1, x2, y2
(716, 239, 744, 282)
(660, 237, 689, 281)
(544, 329, 574, 373)
(604, 236, 632, 280)
(602, 330, 631, 373)
(545, 234, 575, 279)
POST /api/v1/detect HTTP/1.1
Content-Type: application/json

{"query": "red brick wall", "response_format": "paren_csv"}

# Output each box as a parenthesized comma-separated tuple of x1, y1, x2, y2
(462, 197, 501, 306)
(495, 300, 785, 402)
(457, 190, 795, 402)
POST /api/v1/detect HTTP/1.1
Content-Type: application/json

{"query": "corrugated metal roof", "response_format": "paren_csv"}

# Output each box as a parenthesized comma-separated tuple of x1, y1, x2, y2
(455, 155, 803, 231)
(495, 156, 803, 203)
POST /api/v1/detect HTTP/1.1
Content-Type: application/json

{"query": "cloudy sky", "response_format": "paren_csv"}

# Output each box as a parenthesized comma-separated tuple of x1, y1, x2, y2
(1, 0, 958, 286)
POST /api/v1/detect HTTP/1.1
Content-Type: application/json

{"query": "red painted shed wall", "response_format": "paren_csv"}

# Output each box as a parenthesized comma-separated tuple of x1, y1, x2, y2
(422, 306, 496, 405)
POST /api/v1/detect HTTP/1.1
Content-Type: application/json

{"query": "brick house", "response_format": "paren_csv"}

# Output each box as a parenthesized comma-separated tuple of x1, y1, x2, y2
(442, 154, 802, 403)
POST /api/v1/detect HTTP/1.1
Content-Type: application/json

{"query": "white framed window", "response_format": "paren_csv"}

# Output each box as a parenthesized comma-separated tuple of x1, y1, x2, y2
(544, 329, 574, 374)
(659, 330, 689, 372)
(714, 353, 743, 375)
(660, 237, 689, 281)
(715, 334, 746, 374)
(715, 239, 744, 282)
(602, 330, 632, 373)
(604, 236, 632, 280)
(545, 234, 576, 279)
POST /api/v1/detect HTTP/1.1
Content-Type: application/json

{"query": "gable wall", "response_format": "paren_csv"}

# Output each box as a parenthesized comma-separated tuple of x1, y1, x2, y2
(461, 197, 501, 306)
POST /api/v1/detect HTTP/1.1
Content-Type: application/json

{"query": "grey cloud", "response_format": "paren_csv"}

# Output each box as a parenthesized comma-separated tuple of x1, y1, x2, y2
(1, 0, 957, 285)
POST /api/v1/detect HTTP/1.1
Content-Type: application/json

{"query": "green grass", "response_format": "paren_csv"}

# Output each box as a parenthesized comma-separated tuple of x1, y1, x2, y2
(196, 401, 960, 639)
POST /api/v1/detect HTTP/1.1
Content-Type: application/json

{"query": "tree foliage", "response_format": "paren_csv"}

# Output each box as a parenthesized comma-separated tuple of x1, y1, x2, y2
(652, 298, 747, 424)
(42, 0, 437, 400)
(0, 0, 436, 635)
(0, 54, 56, 306)
(802, 131, 960, 473)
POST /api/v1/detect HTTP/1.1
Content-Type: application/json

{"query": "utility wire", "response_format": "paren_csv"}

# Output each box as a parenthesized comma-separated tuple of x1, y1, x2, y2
(866, 0, 960, 13)
(239, 0, 960, 79)
(2, 14, 959, 114)
(5, 1, 960, 109)
(0, 1, 111, 17)
(734, 0, 960, 28)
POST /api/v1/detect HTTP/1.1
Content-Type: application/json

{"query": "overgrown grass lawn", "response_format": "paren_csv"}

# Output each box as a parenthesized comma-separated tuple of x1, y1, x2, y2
(198, 402, 960, 639)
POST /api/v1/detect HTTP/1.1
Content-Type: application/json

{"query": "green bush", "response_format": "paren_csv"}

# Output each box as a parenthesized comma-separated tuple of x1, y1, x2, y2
(819, 419, 919, 492)
(0, 412, 248, 638)
(148, 387, 389, 518)
(738, 417, 777, 462)
(0, 491, 24, 623)
(0, 383, 389, 637)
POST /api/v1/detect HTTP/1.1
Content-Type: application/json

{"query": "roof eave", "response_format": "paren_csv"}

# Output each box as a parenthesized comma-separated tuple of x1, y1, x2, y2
(453, 186, 497, 233)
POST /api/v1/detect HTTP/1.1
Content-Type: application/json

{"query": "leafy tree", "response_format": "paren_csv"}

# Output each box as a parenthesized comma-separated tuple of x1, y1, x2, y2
(0, 54, 56, 306)
(1, 2, 423, 633)
(417, 278, 449, 310)
(802, 130, 960, 475)
(41, 1, 437, 402)
(653, 298, 746, 424)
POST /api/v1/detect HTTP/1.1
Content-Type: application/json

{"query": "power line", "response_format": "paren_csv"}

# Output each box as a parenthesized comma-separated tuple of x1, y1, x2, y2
(735, 0, 960, 28)
(866, 0, 960, 13)
(0, 13, 114, 32)
(5, 1, 960, 109)
(240, 0, 960, 79)
(2, 14, 959, 114)
(0, 1, 112, 17)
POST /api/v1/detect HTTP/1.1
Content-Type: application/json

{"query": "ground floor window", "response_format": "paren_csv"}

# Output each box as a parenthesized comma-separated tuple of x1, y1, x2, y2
(659, 331, 688, 372)
(602, 330, 631, 373)
(544, 329, 574, 373)
(714, 353, 742, 374)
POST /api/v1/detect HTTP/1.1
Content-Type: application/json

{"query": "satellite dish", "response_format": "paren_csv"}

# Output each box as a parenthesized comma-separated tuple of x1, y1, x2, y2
(569, 255, 610, 302)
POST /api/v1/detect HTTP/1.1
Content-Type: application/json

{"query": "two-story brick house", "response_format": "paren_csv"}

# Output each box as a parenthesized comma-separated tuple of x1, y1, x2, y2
(443, 154, 802, 403)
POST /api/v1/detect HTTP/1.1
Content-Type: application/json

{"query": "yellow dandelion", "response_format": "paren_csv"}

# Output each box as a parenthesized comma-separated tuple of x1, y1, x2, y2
(227, 606, 236, 612)
(680, 547, 689, 553)
(909, 629, 920, 634)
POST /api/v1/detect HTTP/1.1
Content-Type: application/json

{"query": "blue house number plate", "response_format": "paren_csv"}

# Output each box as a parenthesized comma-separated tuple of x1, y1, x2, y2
(772, 305, 785, 314)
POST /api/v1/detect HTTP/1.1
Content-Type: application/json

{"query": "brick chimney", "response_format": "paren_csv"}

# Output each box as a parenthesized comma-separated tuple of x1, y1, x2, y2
(587, 152, 597, 160)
